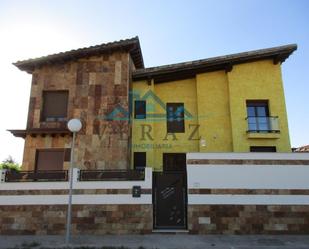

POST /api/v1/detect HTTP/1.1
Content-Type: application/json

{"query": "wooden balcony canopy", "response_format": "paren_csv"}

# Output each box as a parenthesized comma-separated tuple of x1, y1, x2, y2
(8, 128, 71, 138)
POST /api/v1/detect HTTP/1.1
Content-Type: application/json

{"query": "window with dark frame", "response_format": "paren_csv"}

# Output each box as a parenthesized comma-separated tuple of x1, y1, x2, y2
(133, 152, 146, 170)
(250, 146, 277, 152)
(42, 91, 69, 122)
(134, 100, 146, 119)
(166, 103, 185, 133)
(35, 149, 68, 171)
(246, 100, 270, 132)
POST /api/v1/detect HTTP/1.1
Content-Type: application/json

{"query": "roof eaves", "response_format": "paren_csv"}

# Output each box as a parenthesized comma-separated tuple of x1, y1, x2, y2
(13, 36, 144, 73)
(132, 44, 297, 83)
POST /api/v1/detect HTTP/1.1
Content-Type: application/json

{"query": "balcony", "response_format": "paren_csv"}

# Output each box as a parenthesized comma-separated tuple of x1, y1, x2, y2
(246, 116, 280, 139)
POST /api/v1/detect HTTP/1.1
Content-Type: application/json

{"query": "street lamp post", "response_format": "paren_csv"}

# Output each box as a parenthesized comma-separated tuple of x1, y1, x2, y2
(66, 118, 82, 246)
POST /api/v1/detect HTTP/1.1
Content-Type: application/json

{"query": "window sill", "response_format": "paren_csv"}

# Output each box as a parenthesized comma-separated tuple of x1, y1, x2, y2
(41, 118, 68, 122)
(247, 132, 280, 139)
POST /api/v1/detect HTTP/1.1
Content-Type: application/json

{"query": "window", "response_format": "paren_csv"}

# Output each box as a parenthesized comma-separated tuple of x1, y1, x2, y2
(35, 149, 69, 171)
(166, 103, 185, 133)
(133, 152, 146, 170)
(246, 100, 270, 132)
(250, 146, 276, 152)
(42, 91, 68, 121)
(134, 100, 146, 119)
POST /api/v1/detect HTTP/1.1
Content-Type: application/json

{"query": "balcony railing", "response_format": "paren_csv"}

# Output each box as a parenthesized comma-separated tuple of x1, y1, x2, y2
(246, 116, 280, 133)
(79, 169, 145, 181)
(4, 170, 68, 182)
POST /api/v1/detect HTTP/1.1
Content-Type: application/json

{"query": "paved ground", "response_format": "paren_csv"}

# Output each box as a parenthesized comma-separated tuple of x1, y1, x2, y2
(0, 235, 309, 249)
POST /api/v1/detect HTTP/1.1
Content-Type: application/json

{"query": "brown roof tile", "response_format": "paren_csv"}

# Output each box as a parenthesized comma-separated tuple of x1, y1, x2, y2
(13, 36, 144, 73)
(133, 44, 297, 83)
(294, 145, 309, 152)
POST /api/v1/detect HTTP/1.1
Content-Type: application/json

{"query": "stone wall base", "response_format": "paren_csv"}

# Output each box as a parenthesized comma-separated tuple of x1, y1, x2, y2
(0, 205, 152, 235)
(188, 205, 309, 234)
(1, 204, 309, 235)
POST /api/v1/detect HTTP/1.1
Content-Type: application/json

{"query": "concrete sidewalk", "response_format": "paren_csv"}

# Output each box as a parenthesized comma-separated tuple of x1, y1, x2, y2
(0, 235, 309, 249)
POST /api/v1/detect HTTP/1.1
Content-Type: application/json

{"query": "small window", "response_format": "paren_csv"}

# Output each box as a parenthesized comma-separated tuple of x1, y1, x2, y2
(250, 146, 277, 152)
(166, 103, 185, 133)
(134, 100, 146, 119)
(246, 100, 270, 132)
(42, 91, 68, 122)
(133, 152, 146, 170)
(35, 149, 65, 171)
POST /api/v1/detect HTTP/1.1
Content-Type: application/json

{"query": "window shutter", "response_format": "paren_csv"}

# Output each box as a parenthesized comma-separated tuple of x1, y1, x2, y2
(35, 149, 65, 171)
(64, 148, 71, 162)
(42, 91, 69, 121)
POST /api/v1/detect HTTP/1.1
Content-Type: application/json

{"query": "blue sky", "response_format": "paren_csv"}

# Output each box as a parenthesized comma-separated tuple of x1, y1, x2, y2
(0, 0, 308, 162)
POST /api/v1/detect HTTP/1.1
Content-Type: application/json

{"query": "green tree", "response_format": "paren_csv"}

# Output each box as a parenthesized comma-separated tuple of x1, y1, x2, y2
(0, 156, 20, 171)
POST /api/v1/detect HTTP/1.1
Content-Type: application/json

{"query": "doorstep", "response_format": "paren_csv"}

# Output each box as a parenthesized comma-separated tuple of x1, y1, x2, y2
(152, 229, 189, 233)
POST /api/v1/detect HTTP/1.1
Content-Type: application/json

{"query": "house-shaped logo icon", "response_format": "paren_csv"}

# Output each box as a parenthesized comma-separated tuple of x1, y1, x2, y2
(101, 89, 193, 121)
(134, 89, 193, 122)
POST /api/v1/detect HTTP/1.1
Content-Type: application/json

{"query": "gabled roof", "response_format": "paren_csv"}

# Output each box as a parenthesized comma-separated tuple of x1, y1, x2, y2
(133, 44, 297, 83)
(14, 36, 144, 73)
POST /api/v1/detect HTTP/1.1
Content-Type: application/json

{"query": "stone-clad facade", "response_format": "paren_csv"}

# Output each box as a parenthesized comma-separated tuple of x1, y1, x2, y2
(0, 204, 152, 235)
(22, 136, 71, 170)
(5, 38, 309, 235)
(188, 205, 309, 234)
(0, 202, 308, 235)
(22, 51, 133, 170)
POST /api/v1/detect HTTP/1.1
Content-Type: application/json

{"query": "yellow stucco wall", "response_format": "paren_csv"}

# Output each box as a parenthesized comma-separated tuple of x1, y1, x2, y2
(227, 59, 291, 152)
(132, 59, 291, 170)
(131, 79, 199, 171)
(196, 71, 233, 152)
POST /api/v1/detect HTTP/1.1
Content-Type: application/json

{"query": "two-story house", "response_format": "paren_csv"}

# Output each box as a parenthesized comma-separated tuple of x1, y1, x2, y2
(6, 37, 305, 234)
(10, 37, 295, 173)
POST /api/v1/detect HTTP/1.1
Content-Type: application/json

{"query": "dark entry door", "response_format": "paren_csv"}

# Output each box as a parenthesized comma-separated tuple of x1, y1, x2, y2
(163, 153, 186, 172)
(153, 153, 187, 229)
(153, 172, 187, 229)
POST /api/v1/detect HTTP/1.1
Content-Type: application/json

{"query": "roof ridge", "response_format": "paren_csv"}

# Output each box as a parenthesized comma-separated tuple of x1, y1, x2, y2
(135, 43, 297, 73)
(14, 36, 138, 64)
(132, 43, 297, 83)
(13, 36, 144, 72)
